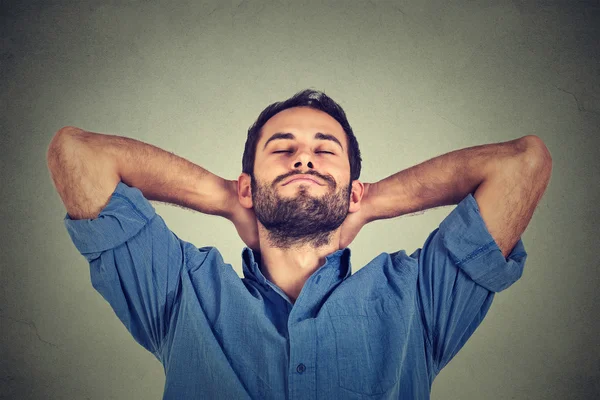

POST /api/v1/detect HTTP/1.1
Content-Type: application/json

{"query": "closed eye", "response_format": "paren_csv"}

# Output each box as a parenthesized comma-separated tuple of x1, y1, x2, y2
(273, 151, 334, 154)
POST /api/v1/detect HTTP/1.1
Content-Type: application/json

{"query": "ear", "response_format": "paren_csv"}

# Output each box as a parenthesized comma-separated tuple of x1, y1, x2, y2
(348, 180, 365, 213)
(238, 173, 254, 209)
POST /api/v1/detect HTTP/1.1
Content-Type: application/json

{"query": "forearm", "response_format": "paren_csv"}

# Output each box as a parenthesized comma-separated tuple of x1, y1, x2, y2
(56, 126, 231, 217)
(367, 136, 537, 221)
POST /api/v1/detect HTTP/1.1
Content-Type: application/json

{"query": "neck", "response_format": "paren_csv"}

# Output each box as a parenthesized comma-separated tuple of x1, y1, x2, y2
(256, 224, 341, 303)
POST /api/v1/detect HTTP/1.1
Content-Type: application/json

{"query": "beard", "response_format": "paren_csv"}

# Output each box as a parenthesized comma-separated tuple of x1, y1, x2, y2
(251, 174, 352, 250)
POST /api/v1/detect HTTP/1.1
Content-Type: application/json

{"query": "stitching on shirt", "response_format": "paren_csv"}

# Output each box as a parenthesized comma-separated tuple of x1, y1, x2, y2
(456, 240, 495, 267)
(112, 192, 150, 223)
(394, 252, 435, 370)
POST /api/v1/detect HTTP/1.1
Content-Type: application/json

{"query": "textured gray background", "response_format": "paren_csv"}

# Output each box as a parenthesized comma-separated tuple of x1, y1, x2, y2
(1, 0, 599, 399)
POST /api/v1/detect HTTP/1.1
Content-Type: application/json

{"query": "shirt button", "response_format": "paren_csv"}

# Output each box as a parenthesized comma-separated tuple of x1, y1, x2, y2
(296, 363, 306, 373)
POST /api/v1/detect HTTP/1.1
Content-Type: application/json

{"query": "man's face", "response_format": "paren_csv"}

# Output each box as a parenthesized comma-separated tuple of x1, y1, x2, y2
(251, 106, 352, 249)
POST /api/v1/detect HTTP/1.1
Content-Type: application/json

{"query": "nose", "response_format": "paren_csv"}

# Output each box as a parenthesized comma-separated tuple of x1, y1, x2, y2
(294, 160, 313, 169)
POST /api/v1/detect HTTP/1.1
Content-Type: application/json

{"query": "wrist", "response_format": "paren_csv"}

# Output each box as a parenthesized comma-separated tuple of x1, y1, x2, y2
(360, 182, 379, 223)
(220, 179, 240, 220)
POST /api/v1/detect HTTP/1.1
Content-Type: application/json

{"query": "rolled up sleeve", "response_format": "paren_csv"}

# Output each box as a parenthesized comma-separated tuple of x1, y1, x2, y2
(414, 193, 528, 375)
(439, 193, 527, 292)
(64, 181, 185, 359)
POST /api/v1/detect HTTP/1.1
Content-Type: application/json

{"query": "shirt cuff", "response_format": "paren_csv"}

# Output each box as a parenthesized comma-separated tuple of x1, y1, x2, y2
(439, 193, 528, 292)
(63, 181, 156, 256)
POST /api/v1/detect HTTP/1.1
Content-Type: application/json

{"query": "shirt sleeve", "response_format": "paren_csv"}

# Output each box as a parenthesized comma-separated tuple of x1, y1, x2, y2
(63, 181, 186, 359)
(412, 193, 528, 375)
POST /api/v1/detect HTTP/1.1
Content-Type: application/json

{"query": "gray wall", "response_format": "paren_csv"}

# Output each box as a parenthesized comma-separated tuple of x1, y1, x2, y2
(1, 0, 598, 399)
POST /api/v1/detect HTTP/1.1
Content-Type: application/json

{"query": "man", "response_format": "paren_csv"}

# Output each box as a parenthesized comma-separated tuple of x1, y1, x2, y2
(46, 89, 552, 399)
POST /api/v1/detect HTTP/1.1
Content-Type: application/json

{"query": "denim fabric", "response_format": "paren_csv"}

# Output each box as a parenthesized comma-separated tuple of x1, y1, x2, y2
(64, 181, 527, 399)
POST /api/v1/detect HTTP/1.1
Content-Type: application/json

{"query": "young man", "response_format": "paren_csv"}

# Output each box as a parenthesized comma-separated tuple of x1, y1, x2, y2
(46, 89, 552, 399)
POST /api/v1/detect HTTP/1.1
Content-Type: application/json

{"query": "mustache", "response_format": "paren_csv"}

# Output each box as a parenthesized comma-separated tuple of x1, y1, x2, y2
(275, 171, 330, 186)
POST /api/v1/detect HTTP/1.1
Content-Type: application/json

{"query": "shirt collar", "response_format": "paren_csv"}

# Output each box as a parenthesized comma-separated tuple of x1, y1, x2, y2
(241, 246, 353, 289)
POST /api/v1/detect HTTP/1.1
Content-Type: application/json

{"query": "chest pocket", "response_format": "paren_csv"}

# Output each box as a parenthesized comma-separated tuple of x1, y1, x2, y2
(327, 294, 407, 396)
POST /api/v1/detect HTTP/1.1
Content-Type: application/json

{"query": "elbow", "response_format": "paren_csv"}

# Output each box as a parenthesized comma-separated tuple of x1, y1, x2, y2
(47, 126, 83, 164)
(55, 125, 84, 139)
(519, 135, 553, 170)
(49, 126, 83, 149)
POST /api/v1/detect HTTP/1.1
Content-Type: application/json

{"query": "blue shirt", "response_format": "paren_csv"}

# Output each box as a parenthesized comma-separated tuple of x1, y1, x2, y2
(64, 181, 527, 400)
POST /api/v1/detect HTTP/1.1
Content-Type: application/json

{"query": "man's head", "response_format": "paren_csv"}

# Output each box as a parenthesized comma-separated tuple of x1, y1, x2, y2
(242, 89, 362, 182)
(238, 89, 364, 250)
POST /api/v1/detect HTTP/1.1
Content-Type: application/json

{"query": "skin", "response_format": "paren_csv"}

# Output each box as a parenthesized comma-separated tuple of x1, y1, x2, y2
(236, 106, 366, 303)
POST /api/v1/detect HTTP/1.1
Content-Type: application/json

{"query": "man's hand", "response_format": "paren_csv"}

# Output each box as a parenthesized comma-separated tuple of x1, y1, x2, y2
(224, 180, 260, 252)
(338, 182, 373, 249)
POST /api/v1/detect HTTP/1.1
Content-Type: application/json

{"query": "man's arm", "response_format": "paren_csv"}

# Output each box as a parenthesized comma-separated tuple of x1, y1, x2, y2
(341, 135, 553, 256)
(471, 136, 552, 258)
(46, 126, 259, 249)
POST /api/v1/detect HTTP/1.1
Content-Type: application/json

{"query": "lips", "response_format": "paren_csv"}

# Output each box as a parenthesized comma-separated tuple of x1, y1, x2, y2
(283, 175, 324, 186)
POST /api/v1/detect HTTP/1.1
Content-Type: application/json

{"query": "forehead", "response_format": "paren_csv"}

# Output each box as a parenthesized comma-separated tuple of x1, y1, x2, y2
(259, 106, 346, 146)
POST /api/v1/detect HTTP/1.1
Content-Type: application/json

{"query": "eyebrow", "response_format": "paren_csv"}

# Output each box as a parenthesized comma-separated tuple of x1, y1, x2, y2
(263, 132, 343, 151)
